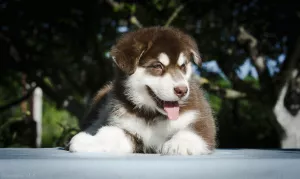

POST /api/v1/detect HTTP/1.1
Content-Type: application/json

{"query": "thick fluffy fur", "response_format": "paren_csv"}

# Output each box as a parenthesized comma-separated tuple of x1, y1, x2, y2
(68, 26, 216, 155)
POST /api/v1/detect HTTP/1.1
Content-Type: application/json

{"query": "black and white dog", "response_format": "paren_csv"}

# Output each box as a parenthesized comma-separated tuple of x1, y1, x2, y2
(68, 26, 216, 155)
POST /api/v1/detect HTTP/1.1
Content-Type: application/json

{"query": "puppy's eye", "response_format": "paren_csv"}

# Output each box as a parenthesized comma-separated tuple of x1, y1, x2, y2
(148, 62, 164, 75)
(180, 64, 186, 72)
(151, 63, 164, 70)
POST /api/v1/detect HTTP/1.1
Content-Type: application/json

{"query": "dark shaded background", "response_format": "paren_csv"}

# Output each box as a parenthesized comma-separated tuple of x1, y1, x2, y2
(0, 0, 299, 148)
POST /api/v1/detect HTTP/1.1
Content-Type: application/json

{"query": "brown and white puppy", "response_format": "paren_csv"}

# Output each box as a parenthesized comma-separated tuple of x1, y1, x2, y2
(68, 26, 216, 155)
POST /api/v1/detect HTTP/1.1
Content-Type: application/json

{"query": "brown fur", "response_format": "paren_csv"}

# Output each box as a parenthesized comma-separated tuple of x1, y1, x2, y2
(92, 83, 113, 107)
(110, 26, 202, 75)
(88, 79, 216, 151)
(182, 81, 217, 150)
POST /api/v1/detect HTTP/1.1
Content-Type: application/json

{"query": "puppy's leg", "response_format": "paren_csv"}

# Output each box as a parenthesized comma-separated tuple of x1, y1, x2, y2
(160, 129, 211, 155)
(69, 126, 134, 153)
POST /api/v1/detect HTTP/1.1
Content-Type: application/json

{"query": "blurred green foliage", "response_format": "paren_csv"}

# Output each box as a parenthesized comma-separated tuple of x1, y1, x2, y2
(0, 82, 79, 147)
(42, 99, 79, 148)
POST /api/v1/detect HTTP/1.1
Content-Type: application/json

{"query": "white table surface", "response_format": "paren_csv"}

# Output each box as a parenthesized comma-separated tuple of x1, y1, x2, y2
(0, 148, 300, 179)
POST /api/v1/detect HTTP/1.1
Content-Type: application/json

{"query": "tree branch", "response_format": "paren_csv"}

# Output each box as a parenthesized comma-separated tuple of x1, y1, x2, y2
(274, 36, 300, 96)
(237, 26, 266, 73)
(0, 87, 37, 111)
(164, 4, 185, 27)
(106, 0, 125, 10)
(237, 26, 275, 103)
(130, 16, 143, 28)
(192, 75, 247, 99)
(106, 0, 143, 28)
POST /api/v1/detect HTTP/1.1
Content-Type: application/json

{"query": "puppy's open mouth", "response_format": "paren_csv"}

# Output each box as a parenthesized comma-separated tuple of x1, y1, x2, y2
(146, 86, 179, 120)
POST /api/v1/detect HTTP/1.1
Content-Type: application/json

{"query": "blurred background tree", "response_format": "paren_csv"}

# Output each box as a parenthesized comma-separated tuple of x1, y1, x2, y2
(0, 0, 299, 148)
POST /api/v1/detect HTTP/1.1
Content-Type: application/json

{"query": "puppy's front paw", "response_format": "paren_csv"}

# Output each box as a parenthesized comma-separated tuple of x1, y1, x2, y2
(161, 130, 211, 155)
(68, 132, 100, 152)
(69, 126, 134, 153)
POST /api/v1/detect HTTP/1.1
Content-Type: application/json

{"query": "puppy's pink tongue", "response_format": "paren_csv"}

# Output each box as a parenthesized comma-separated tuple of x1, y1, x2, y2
(163, 102, 179, 120)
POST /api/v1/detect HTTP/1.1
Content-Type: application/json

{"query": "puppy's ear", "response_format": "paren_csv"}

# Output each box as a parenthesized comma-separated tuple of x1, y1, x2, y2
(110, 36, 150, 75)
(181, 34, 202, 66)
(190, 48, 202, 67)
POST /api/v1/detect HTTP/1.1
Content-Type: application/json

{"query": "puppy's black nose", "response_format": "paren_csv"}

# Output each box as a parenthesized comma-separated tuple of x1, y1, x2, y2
(174, 86, 188, 98)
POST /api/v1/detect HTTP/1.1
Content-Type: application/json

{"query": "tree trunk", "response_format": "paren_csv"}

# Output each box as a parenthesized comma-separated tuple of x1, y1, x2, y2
(274, 62, 300, 148)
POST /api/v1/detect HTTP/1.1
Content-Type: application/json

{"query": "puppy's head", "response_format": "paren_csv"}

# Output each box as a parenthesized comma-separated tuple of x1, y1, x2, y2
(110, 27, 201, 120)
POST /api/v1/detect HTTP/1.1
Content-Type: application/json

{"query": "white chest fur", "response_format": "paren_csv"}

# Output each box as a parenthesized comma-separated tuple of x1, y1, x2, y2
(109, 110, 199, 149)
